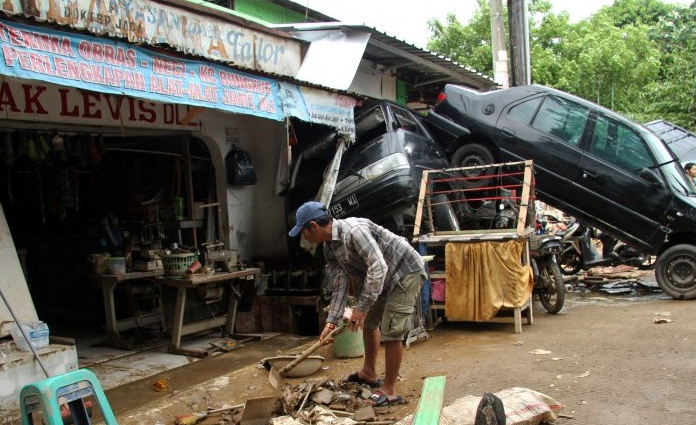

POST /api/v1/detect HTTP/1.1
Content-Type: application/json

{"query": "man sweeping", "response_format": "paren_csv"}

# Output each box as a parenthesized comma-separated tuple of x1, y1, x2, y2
(288, 201, 426, 406)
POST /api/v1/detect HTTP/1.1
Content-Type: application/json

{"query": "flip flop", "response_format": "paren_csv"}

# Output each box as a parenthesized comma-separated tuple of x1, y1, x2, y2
(343, 372, 383, 388)
(367, 390, 403, 407)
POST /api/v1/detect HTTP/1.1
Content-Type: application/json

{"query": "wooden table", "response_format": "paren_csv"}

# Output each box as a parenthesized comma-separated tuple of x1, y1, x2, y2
(158, 268, 260, 356)
(93, 270, 165, 349)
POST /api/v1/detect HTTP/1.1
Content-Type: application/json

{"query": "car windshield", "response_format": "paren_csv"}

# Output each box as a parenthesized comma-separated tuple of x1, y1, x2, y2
(642, 130, 696, 195)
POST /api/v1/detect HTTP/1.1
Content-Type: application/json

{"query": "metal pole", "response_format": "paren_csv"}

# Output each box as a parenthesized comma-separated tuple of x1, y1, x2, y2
(0, 286, 50, 377)
(490, 0, 509, 88)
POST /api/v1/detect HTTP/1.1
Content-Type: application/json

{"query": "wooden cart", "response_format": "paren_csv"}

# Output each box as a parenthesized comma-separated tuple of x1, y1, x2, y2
(412, 160, 536, 333)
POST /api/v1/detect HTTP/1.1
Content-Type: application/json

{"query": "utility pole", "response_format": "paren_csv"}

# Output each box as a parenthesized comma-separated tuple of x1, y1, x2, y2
(490, 0, 509, 88)
(507, 0, 530, 86)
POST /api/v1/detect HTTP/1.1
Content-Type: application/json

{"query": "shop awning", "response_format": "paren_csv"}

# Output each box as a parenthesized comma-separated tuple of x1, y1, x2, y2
(0, 19, 356, 137)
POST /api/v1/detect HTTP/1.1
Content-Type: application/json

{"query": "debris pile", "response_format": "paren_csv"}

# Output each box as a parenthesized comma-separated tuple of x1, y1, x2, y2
(174, 378, 402, 425)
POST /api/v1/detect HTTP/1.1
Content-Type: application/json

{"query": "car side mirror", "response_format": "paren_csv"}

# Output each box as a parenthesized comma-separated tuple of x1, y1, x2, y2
(639, 167, 663, 188)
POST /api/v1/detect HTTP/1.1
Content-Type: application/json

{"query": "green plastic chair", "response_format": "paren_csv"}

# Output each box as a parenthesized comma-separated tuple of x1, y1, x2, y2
(20, 369, 118, 425)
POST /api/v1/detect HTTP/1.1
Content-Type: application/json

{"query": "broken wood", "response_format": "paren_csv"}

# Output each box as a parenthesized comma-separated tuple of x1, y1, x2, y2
(329, 409, 355, 418)
(296, 382, 314, 415)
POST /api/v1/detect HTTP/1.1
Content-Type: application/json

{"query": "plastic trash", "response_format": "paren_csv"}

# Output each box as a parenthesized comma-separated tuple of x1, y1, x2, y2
(10, 321, 50, 351)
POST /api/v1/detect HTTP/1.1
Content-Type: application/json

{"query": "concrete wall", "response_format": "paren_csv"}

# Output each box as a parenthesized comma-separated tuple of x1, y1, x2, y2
(0, 345, 79, 425)
(349, 59, 397, 102)
(193, 109, 289, 261)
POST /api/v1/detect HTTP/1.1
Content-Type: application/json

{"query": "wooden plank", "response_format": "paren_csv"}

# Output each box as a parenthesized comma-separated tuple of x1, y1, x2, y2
(412, 169, 431, 242)
(516, 160, 534, 236)
(412, 375, 446, 425)
(440, 160, 529, 173)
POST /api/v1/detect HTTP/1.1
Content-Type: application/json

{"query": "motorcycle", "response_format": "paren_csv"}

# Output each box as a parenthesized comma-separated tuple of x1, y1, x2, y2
(558, 221, 656, 275)
(529, 225, 566, 314)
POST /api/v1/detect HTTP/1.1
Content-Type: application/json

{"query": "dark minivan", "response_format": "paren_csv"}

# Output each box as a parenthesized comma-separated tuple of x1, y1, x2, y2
(287, 100, 458, 237)
(425, 83, 696, 300)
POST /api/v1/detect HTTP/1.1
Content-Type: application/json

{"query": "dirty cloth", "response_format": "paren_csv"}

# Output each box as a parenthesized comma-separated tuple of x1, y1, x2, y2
(395, 386, 563, 425)
(445, 240, 533, 321)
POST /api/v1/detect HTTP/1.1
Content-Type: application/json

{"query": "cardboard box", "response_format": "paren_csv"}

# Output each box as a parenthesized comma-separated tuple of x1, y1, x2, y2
(133, 259, 163, 271)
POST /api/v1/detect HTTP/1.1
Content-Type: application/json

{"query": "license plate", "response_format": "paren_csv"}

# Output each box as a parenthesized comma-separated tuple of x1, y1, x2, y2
(330, 194, 359, 218)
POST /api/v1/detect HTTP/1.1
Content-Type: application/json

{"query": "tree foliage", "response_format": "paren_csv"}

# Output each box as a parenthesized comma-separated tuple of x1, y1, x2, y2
(427, 0, 493, 75)
(426, 0, 696, 130)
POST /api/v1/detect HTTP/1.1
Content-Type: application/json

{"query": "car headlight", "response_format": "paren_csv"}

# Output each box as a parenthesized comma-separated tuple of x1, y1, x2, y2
(363, 153, 410, 180)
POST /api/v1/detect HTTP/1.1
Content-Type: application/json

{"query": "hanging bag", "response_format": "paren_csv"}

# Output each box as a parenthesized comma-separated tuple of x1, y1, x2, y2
(225, 146, 257, 185)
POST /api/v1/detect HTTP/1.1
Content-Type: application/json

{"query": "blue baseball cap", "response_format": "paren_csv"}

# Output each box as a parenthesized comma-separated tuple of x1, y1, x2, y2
(289, 201, 329, 237)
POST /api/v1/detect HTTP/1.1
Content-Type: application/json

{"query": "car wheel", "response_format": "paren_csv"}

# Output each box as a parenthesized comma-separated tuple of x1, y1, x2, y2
(431, 194, 460, 232)
(450, 144, 495, 188)
(655, 244, 696, 300)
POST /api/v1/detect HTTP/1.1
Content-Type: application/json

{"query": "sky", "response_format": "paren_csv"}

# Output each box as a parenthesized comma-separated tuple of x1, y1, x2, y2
(288, 0, 689, 50)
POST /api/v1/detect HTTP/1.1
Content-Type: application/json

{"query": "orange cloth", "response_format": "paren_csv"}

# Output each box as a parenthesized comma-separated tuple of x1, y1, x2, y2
(445, 240, 533, 321)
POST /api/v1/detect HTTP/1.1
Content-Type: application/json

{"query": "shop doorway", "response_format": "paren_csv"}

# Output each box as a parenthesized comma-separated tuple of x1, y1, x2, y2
(0, 129, 215, 337)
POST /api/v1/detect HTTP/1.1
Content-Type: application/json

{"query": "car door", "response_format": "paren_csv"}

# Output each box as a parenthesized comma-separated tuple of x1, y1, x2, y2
(576, 112, 670, 247)
(495, 94, 588, 209)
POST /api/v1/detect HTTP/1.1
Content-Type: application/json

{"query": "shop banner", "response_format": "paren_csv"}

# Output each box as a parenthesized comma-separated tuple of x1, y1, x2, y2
(0, 0, 301, 77)
(279, 82, 356, 137)
(0, 19, 355, 135)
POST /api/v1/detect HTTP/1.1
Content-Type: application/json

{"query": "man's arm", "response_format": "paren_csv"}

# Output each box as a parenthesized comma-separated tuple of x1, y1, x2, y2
(324, 248, 350, 324)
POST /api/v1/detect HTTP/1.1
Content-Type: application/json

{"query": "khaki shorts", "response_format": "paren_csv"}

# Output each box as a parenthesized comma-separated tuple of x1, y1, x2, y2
(365, 271, 426, 341)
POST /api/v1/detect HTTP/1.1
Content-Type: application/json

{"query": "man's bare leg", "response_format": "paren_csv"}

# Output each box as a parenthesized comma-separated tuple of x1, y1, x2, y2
(380, 340, 402, 397)
(357, 327, 381, 382)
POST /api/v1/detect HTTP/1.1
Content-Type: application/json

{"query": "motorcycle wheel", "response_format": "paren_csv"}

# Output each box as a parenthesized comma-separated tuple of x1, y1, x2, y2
(559, 244, 582, 275)
(537, 257, 566, 314)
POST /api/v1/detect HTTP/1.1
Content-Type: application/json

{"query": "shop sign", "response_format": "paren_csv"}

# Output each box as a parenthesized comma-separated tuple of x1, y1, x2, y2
(0, 76, 200, 129)
(0, 19, 355, 136)
(0, 0, 301, 77)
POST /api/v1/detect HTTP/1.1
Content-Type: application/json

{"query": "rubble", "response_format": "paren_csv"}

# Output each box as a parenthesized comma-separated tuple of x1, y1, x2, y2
(174, 378, 401, 425)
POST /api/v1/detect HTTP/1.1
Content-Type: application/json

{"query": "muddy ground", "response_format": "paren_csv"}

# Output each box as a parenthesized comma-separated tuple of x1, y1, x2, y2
(105, 272, 695, 425)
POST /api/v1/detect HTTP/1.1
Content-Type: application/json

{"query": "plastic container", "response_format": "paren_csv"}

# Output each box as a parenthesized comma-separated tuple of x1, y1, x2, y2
(431, 279, 446, 302)
(161, 253, 197, 276)
(333, 325, 365, 358)
(173, 197, 185, 220)
(11, 321, 50, 351)
(108, 257, 126, 275)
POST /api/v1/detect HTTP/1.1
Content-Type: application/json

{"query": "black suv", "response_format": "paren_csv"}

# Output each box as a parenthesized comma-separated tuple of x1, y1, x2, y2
(425, 83, 696, 300)
(287, 100, 458, 236)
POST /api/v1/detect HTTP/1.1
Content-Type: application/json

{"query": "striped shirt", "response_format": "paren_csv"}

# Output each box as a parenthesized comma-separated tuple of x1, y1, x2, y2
(323, 217, 425, 324)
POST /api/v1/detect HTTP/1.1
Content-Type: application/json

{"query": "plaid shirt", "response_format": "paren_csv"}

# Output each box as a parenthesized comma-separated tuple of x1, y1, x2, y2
(323, 217, 425, 324)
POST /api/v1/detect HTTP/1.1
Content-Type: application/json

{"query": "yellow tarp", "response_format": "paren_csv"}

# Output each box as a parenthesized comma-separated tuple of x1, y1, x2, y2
(445, 240, 533, 322)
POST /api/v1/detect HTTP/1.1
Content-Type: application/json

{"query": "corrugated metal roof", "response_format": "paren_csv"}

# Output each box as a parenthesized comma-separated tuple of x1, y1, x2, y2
(269, 22, 498, 106)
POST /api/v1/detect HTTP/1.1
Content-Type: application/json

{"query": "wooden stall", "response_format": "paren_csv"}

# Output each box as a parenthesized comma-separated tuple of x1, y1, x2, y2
(413, 160, 536, 333)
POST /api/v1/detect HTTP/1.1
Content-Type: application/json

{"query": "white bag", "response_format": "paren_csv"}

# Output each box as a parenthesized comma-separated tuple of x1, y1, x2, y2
(10, 321, 50, 351)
